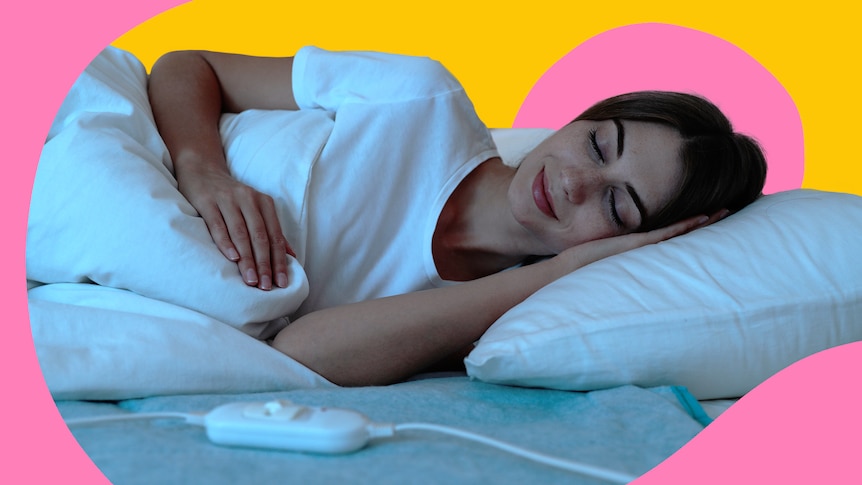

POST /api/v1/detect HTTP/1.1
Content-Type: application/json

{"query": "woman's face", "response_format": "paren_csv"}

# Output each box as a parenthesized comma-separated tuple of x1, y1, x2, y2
(508, 119, 684, 254)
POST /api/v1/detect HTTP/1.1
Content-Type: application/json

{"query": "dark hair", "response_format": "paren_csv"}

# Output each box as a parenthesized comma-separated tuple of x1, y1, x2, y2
(574, 91, 767, 232)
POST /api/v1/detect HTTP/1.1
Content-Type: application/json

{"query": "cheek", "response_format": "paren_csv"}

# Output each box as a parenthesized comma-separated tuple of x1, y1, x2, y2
(507, 174, 528, 220)
(577, 202, 624, 239)
(549, 215, 613, 252)
(509, 162, 540, 215)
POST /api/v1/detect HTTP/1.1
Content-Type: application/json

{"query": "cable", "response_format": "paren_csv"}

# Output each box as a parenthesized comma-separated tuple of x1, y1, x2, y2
(389, 422, 638, 484)
(65, 405, 637, 484)
(65, 412, 205, 428)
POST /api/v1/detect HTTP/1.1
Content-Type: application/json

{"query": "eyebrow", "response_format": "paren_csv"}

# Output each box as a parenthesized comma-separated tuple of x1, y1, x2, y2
(613, 119, 646, 226)
(626, 183, 647, 228)
(613, 118, 625, 158)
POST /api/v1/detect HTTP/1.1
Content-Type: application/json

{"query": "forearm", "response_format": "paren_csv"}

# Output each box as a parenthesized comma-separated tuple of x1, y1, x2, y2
(272, 215, 713, 386)
(148, 49, 299, 179)
(272, 254, 575, 387)
(148, 51, 229, 180)
(148, 51, 301, 288)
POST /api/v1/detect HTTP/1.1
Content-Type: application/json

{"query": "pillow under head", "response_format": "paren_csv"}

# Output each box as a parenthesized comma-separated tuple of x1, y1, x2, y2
(466, 189, 862, 400)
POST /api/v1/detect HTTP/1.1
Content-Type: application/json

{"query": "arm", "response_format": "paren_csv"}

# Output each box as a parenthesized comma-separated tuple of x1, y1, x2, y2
(272, 215, 711, 386)
(148, 51, 300, 290)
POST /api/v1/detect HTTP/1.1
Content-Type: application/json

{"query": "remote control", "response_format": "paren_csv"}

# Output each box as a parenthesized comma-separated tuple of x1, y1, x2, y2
(204, 400, 377, 453)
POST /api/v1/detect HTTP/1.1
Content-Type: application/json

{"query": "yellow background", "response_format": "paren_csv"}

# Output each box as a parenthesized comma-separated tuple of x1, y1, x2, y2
(113, 0, 861, 195)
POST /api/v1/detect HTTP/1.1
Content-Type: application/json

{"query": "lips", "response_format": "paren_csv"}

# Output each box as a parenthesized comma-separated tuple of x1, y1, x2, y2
(532, 169, 557, 219)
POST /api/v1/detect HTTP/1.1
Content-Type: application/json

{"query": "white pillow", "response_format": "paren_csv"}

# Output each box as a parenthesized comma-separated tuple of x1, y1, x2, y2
(465, 189, 862, 399)
(24, 47, 565, 400)
(27, 47, 309, 339)
(29, 283, 333, 400)
(27, 283, 332, 400)
(489, 128, 553, 166)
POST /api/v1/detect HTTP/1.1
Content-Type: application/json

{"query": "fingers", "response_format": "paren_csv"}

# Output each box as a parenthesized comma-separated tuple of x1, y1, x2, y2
(225, 191, 293, 291)
(194, 185, 292, 291)
(196, 202, 242, 263)
(658, 214, 710, 240)
(645, 208, 732, 244)
(256, 195, 293, 290)
(560, 209, 734, 273)
(178, 170, 293, 290)
(225, 201, 264, 288)
(707, 208, 732, 226)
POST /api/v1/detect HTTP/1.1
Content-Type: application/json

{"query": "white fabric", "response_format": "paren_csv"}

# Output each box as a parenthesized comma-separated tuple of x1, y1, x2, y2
(27, 127, 542, 402)
(29, 284, 332, 400)
(489, 127, 554, 168)
(27, 47, 309, 340)
(287, 46, 497, 316)
(33, 47, 859, 403)
(465, 189, 862, 400)
(27, 46, 498, 399)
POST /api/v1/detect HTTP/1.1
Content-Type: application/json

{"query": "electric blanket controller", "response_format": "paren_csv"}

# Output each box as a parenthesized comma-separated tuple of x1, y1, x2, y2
(204, 400, 377, 453)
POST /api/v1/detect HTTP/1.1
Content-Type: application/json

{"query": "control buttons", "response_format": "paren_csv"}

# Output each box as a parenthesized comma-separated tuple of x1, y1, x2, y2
(243, 400, 308, 421)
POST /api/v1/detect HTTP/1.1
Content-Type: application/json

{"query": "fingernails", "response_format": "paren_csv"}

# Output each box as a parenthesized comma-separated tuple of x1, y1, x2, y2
(260, 275, 272, 291)
(276, 273, 288, 288)
(227, 248, 240, 261)
(245, 268, 258, 285)
(696, 215, 709, 225)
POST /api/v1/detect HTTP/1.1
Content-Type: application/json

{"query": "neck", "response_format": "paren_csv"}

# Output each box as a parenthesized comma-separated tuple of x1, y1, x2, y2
(433, 158, 538, 281)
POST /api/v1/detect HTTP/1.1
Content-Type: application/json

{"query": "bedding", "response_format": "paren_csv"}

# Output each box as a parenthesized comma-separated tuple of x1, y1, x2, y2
(30, 44, 857, 485)
(25, 47, 548, 401)
(58, 377, 712, 484)
(29, 283, 330, 400)
(28, 46, 860, 403)
(28, 46, 309, 340)
(465, 189, 862, 399)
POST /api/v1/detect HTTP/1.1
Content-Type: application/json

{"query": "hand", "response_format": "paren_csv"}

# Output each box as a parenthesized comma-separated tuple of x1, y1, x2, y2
(558, 210, 729, 272)
(178, 166, 295, 290)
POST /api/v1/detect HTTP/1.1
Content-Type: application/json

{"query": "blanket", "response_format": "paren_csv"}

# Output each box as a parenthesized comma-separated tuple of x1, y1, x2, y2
(59, 378, 711, 484)
(28, 47, 328, 399)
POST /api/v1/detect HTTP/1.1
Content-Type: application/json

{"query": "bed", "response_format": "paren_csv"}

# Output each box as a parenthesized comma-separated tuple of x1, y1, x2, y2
(28, 47, 862, 484)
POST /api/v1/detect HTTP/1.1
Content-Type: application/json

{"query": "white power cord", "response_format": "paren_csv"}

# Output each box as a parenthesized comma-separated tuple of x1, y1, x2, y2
(388, 423, 636, 484)
(65, 401, 638, 484)
(65, 412, 204, 427)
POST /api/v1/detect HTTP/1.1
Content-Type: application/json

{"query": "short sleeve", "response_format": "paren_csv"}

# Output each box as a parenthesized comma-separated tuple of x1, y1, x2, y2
(292, 46, 464, 112)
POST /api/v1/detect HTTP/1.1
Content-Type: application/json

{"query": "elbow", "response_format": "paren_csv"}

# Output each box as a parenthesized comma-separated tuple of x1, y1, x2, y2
(151, 50, 207, 69)
(270, 324, 403, 388)
(148, 50, 211, 94)
(150, 50, 218, 84)
(269, 325, 351, 387)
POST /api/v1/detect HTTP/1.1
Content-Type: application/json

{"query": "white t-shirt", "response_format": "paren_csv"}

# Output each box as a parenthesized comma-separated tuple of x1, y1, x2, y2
(226, 47, 499, 318)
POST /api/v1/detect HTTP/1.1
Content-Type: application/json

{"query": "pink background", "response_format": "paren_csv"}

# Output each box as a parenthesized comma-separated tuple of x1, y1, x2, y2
(3, 3, 859, 484)
(3, 2, 187, 483)
(514, 23, 803, 195)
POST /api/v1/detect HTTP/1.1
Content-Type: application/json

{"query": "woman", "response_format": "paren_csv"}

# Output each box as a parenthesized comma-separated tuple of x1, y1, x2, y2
(148, 47, 766, 386)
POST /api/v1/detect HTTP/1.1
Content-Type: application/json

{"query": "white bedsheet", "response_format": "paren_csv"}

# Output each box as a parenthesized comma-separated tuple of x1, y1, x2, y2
(28, 47, 312, 337)
(26, 47, 557, 401)
(27, 47, 328, 399)
(30, 284, 332, 400)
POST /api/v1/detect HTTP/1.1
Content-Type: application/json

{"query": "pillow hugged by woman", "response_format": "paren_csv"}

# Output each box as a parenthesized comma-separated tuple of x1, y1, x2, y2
(39, 46, 767, 386)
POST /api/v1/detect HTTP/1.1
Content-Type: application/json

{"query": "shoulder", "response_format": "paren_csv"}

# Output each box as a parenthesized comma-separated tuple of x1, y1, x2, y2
(296, 46, 463, 99)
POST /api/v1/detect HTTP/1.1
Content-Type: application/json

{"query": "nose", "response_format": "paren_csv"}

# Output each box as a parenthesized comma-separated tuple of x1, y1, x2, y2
(561, 166, 602, 205)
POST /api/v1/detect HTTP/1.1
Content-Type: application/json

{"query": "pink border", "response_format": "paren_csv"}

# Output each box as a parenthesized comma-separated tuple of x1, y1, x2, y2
(3, 2, 186, 482)
(514, 24, 803, 194)
(4, 2, 859, 483)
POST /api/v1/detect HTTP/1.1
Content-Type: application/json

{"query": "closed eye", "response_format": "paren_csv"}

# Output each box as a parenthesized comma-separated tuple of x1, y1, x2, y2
(588, 129, 604, 163)
(608, 189, 624, 229)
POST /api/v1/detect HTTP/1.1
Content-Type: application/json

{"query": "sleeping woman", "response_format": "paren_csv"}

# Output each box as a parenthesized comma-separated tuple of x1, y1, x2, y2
(144, 46, 764, 386)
